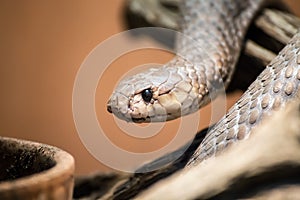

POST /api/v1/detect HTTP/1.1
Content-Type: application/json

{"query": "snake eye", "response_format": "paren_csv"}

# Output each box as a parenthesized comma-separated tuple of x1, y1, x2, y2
(141, 89, 153, 103)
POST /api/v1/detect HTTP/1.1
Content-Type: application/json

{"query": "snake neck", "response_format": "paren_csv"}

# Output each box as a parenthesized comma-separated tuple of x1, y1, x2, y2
(175, 0, 266, 87)
(153, 0, 267, 118)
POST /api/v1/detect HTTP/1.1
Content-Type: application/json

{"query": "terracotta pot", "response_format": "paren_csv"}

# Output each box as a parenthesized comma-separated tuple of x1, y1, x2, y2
(0, 137, 75, 200)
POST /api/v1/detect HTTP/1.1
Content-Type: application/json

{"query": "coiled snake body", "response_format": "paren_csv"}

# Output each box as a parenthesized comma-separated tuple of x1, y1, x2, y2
(107, 0, 300, 165)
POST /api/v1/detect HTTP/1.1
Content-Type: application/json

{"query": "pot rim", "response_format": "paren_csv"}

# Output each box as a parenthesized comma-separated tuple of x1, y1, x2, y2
(0, 136, 75, 193)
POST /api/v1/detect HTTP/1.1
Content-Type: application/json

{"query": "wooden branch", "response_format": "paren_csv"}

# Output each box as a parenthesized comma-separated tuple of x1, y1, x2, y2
(244, 40, 276, 66)
(73, 172, 129, 199)
(138, 101, 300, 199)
(256, 9, 300, 44)
(125, 0, 180, 30)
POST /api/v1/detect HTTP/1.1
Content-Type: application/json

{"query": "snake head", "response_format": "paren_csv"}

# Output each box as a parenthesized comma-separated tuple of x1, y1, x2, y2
(107, 63, 204, 123)
(107, 67, 173, 123)
(107, 85, 167, 123)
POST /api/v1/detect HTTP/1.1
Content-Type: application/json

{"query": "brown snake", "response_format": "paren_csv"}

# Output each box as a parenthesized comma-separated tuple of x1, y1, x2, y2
(107, 0, 300, 168)
(102, 0, 300, 199)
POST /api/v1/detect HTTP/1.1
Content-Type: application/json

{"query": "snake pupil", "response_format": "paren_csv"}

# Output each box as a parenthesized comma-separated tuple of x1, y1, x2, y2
(141, 89, 153, 103)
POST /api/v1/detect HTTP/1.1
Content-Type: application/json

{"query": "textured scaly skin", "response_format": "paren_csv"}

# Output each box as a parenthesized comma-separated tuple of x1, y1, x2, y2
(188, 32, 300, 165)
(107, 0, 265, 122)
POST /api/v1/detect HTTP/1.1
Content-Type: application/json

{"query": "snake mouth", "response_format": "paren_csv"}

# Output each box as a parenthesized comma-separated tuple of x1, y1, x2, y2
(131, 117, 147, 123)
(107, 103, 147, 122)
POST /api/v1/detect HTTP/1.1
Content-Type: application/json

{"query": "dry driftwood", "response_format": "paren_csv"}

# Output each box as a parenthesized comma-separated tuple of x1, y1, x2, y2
(73, 172, 129, 199)
(76, 102, 300, 200)
(138, 101, 300, 199)
(73, 2, 300, 200)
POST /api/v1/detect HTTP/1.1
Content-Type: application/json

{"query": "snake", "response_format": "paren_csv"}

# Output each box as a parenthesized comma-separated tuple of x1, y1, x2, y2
(107, 0, 300, 166)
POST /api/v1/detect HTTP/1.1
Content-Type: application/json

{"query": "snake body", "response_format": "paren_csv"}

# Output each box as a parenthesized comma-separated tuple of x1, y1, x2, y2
(104, 0, 300, 198)
(188, 31, 300, 165)
(107, 0, 265, 122)
(108, 0, 300, 165)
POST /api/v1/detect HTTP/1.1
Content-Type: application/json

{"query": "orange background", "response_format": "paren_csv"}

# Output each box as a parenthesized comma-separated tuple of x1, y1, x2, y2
(1, 0, 299, 175)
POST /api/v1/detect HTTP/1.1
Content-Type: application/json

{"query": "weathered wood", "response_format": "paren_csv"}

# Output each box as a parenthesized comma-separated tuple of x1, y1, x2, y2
(73, 172, 129, 199)
(138, 101, 300, 199)
(256, 9, 300, 44)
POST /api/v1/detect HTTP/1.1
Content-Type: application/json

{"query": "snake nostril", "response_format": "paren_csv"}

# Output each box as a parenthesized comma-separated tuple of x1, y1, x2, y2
(107, 101, 112, 113)
(107, 105, 112, 113)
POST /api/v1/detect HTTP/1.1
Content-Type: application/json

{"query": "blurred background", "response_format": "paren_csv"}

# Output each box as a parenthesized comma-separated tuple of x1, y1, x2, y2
(0, 0, 299, 175)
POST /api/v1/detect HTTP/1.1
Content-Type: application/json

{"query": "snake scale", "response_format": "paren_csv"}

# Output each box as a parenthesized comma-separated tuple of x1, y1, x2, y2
(107, 0, 300, 168)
